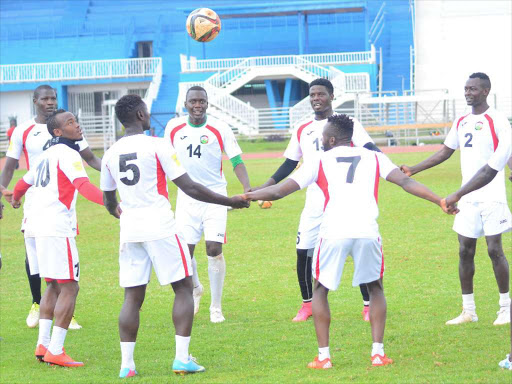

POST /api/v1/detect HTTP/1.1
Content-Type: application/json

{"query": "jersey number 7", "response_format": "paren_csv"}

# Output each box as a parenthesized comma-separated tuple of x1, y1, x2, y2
(336, 156, 361, 183)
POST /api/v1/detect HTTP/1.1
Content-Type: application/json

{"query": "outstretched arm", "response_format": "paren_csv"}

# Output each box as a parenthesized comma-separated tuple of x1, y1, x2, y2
(400, 145, 455, 176)
(444, 164, 498, 207)
(244, 179, 301, 202)
(252, 158, 299, 191)
(173, 173, 249, 209)
(103, 190, 121, 218)
(79, 148, 102, 171)
(73, 178, 104, 205)
(386, 168, 456, 214)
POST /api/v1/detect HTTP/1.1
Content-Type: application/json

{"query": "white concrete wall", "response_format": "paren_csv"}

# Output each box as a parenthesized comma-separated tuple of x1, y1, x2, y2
(415, 0, 511, 106)
(0, 91, 34, 125)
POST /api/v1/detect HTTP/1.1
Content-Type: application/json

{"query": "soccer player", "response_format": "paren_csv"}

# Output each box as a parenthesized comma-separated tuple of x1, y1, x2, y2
(0, 85, 101, 330)
(164, 86, 251, 323)
(10, 109, 104, 367)
(252, 78, 378, 322)
(401, 73, 512, 326)
(101, 95, 249, 377)
(244, 114, 455, 368)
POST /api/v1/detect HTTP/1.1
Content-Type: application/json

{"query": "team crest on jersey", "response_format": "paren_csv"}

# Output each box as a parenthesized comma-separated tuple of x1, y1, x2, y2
(474, 122, 483, 131)
(200, 135, 209, 144)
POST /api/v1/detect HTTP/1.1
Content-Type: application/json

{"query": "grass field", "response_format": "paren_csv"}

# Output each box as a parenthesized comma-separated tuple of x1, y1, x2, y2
(0, 150, 511, 383)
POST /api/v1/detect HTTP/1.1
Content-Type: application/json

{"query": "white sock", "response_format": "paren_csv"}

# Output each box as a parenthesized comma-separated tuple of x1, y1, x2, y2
(48, 326, 67, 355)
(208, 254, 226, 310)
(175, 335, 191, 362)
(37, 319, 52, 348)
(318, 346, 330, 361)
(372, 342, 385, 356)
(363, 301, 370, 307)
(499, 292, 511, 308)
(120, 342, 136, 370)
(191, 257, 201, 288)
(462, 293, 476, 313)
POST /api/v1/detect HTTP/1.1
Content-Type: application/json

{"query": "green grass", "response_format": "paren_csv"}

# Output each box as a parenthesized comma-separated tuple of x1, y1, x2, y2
(0, 152, 511, 383)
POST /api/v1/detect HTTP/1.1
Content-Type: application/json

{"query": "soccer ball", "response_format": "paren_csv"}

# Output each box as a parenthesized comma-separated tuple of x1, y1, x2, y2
(186, 8, 221, 42)
(258, 200, 272, 209)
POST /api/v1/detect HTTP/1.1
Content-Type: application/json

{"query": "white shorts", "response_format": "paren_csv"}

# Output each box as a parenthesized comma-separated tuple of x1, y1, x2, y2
(313, 237, 384, 291)
(453, 201, 512, 239)
(296, 186, 324, 249)
(175, 198, 227, 245)
(33, 237, 80, 281)
(25, 236, 38, 275)
(119, 234, 192, 288)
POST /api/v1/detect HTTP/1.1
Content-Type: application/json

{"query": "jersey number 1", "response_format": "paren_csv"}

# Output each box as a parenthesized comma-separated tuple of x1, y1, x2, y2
(119, 153, 141, 186)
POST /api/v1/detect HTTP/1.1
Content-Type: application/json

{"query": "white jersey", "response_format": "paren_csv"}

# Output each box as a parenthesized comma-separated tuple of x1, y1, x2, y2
(444, 107, 511, 203)
(291, 146, 397, 239)
(284, 116, 374, 213)
(21, 144, 89, 238)
(100, 134, 186, 243)
(6, 118, 89, 225)
(164, 115, 242, 196)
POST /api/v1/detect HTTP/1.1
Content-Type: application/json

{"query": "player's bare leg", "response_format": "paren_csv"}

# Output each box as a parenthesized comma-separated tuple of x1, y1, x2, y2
(171, 276, 205, 374)
(486, 234, 510, 325)
(367, 279, 392, 366)
(206, 241, 225, 323)
(294, 248, 313, 322)
(308, 280, 332, 369)
(44, 281, 83, 367)
(188, 244, 204, 316)
(35, 281, 59, 361)
(118, 284, 146, 377)
(447, 235, 479, 325)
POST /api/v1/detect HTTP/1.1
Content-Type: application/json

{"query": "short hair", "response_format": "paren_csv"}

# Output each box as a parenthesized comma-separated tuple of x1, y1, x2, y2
(34, 85, 56, 99)
(186, 86, 207, 100)
(327, 114, 354, 140)
(46, 109, 68, 137)
(115, 94, 146, 125)
(309, 78, 334, 95)
(469, 72, 491, 89)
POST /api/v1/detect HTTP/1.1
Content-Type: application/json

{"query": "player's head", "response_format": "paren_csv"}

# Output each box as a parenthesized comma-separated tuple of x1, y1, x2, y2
(185, 86, 208, 122)
(322, 114, 354, 151)
(47, 109, 83, 141)
(309, 78, 334, 117)
(33, 85, 57, 119)
(465, 73, 491, 106)
(115, 94, 150, 131)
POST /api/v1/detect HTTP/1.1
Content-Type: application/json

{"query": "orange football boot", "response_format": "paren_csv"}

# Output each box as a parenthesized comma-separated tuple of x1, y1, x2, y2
(371, 354, 393, 366)
(44, 349, 84, 367)
(35, 344, 47, 362)
(307, 356, 333, 369)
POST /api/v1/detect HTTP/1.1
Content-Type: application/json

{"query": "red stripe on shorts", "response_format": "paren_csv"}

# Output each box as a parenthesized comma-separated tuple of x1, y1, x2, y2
(175, 234, 189, 277)
(315, 238, 323, 281)
(66, 238, 74, 280)
(379, 237, 384, 278)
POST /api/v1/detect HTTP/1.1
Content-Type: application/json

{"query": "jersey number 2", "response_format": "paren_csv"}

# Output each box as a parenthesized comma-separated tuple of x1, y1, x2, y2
(336, 156, 361, 183)
(187, 144, 202, 158)
(119, 153, 141, 186)
(464, 133, 473, 147)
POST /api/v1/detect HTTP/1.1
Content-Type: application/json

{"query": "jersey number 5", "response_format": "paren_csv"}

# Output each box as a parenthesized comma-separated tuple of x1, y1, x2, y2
(119, 153, 141, 186)
(336, 156, 361, 183)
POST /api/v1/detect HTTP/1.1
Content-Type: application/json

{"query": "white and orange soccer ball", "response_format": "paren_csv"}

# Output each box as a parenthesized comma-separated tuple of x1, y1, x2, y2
(186, 8, 221, 42)
(258, 200, 272, 209)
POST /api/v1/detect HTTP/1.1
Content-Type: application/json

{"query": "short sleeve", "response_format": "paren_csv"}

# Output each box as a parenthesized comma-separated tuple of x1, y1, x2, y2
(156, 140, 187, 181)
(223, 126, 242, 159)
(444, 120, 459, 150)
(59, 149, 88, 183)
(289, 157, 319, 189)
(351, 117, 373, 147)
(488, 114, 512, 171)
(283, 126, 303, 161)
(6, 125, 23, 160)
(100, 150, 117, 191)
(77, 136, 90, 152)
(376, 152, 399, 179)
